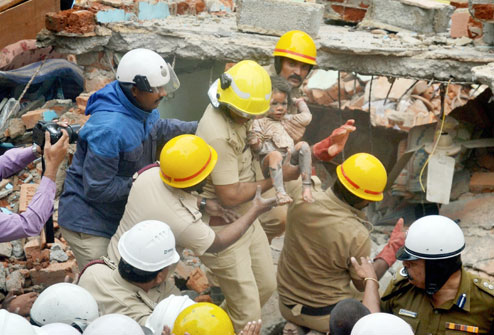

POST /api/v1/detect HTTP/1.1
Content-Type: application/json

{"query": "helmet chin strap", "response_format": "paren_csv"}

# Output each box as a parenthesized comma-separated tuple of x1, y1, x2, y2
(425, 255, 462, 295)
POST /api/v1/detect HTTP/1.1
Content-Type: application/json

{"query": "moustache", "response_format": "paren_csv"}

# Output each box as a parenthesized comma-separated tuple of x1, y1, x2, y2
(288, 74, 303, 83)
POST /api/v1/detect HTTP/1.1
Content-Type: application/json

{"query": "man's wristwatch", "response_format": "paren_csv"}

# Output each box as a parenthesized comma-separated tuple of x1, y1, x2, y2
(199, 198, 207, 212)
(31, 144, 41, 158)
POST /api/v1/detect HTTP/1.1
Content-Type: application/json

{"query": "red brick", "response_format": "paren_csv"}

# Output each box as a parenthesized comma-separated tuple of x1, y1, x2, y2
(469, 172, 494, 193)
(310, 89, 334, 106)
(472, 4, 494, 21)
(29, 259, 78, 286)
(331, 5, 367, 22)
(75, 92, 94, 112)
(45, 11, 68, 32)
(21, 109, 45, 129)
(66, 10, 96, 34)
(450, 8, 483, 39)
(176, 1, 190, 14)
(19, 184, 39, 213)
(186, 268, 209, 293)
(450, 0, 468, 8)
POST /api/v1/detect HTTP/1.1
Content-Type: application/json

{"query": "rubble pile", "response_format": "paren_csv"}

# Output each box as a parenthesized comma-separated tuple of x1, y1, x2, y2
(303, 70, 486, 131)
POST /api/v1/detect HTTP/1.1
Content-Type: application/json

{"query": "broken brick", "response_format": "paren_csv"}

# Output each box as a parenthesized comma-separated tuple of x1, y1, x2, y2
(21, 110, 45, 130)
(471, 3, 494, 21)
(66, 10, 96, 34)
(450, 8, 483, 39)
(330, 5, 367, 22)
(29, 259, 78, 286)
(45, 11, 68, 32)
(186, 268, 209, 293)
(19, 184, 39, 213)
(469, 172, 494, 193)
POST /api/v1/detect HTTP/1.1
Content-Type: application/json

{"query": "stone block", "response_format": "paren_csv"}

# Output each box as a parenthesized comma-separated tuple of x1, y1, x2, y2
(0, 243, 12, 258)
(362, 0, 455, 33)
(6, 270, 25, 292)
(50, 243, 69, 263)
(469, 172, 494, 193)
(186, 268, 209, 293)
(137, 0, 170, 20)
(21, 109, 45, 130)
(7, 118, 25, 139)
(236, 0, 324, 37)
(66, 10, 96, 34)
(19, 184, 39, 213)
(29, 259, 78, 286)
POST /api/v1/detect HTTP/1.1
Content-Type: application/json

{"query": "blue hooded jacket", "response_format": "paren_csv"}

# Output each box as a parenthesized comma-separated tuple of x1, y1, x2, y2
(59, 81, 197, 238)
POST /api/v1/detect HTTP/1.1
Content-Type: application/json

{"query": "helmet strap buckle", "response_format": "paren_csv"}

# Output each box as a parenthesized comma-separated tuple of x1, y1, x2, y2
(220, 73, 232, 90)
(133, 75, 153, 93)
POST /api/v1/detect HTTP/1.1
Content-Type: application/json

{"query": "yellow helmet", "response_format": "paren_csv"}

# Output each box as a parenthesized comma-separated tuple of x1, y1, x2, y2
(273, 30, 317, 66)
(173, 303, 235, 335)
(216, 60, 271, 118)
(159, 135, 217, 188)
(336, 153, 387, 201)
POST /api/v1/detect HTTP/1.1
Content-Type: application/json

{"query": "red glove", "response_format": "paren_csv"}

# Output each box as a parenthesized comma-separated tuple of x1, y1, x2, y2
(312, 120, 356, 162)
(375, 218, 406, 267)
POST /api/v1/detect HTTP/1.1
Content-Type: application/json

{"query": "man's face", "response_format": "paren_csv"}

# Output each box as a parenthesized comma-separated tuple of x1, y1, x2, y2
(132, 86, 167, 111)
(402, 259, 426, 289)
(279, 58, 311, 88)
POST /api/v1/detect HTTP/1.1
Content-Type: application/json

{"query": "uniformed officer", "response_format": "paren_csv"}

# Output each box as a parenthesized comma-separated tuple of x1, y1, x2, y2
(277, 153, 405, 334)
(381, 215, 494, 335)
(196, 60, 297, 332)
(78, 220, 180, 325)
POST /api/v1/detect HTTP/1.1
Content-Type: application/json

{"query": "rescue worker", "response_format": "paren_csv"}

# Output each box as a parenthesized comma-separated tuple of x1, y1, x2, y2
(196, 60, 299, 332)
(78, 220, 180, 325)
(329, 298, 370, 335)
(259, 30, 356, 242)
(105, 135, 276, 306)
(380, 215, 494, 335)
(277, 153, 405, 334)
(59, 48, 197, 268)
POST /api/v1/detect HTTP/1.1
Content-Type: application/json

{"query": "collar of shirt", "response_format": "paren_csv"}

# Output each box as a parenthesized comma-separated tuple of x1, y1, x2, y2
(434, 267, 472, 312)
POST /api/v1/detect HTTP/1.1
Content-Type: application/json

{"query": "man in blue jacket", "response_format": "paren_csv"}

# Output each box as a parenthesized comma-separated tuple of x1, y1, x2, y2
(59, 48, 197, 268)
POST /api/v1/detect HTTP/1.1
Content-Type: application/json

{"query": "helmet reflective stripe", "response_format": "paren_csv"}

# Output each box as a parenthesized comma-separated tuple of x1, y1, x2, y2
(403, 244, 465, 260)
(229, 75, 251, 100)
(340, 165, 382, 196)
(273, 48, 317, 62)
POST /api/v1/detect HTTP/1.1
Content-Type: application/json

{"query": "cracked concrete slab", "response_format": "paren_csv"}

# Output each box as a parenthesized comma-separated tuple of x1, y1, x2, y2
(37, 14, 494, 83)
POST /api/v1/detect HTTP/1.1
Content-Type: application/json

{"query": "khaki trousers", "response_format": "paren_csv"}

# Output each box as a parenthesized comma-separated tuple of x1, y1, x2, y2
(279, 300, 330, 333)
(200, 220, 276, 333)
(60, 227, 110, 269)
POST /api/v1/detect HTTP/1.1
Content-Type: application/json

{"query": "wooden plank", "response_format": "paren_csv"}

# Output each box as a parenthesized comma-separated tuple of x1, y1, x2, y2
(0, 0, 59, 50)
(0, 0, 24, 12)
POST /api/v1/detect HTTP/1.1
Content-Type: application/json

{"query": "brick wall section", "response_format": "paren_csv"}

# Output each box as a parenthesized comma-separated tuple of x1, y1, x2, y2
(319, 0, 370, 23)
(471, 3, 494, 22)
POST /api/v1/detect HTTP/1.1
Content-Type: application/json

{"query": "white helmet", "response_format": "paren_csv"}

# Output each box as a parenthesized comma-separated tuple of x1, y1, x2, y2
(83, 314, 144, 335)
(30, 283, 99, 327)
(396, 215, 465, 261)
(118, 220, 180, 272)
(0, 309, 36, 335)
(145, 295, 196, 335)
(38, 323, 81, 335)
(116, 48, 180, 94)
(351, 313, 414, 335)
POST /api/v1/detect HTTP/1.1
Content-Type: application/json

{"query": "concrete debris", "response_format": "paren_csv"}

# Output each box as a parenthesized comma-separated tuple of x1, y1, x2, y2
(472, 62, 494, 93)
(0, 264, 6, 292)
(11, 240, 24, 259)
(5, 270, 25, 292)
(49, 243, 69, 263)
(0, 242, 13, 258)
(361, 0, 455, 34)
(236, 0, 324, 37)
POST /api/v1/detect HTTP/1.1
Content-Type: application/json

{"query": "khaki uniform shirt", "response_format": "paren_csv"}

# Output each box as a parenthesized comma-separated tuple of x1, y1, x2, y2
(196, 104, 256, 215)
(78, 260, 161, 326)
(107, 166, 216, 262)
(381, 267, 494, 335)
(277, 177, 372, 308)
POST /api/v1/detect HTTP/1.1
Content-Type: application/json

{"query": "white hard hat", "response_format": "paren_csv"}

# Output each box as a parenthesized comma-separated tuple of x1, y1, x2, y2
(145, 294, 196, 334)
(30, 283, 99, 327)
(0, 309, 36, 335)
(82, 314, 144, 335)
(38, 323, 81, 335)
(350, 313, 414, 335)
(116, 48, 180, 93)
(118, 220, 180, 272)
(396, 215, 465, 261)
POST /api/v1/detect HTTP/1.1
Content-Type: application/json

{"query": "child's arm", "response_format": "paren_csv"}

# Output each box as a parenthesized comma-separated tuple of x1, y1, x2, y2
(248, 120, 263, 153)
(293, 98, 312, 126)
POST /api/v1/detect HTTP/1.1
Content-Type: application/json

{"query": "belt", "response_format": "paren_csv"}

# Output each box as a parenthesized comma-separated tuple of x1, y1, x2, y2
(209, 216, 228, 227)
(284, 302, 337, 316)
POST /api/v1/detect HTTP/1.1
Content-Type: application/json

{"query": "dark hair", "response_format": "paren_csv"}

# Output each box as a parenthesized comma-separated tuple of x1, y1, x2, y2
(270, 75, 291, 106)
(329, 299, 370, 335)
(118, 258, 161, 283)
(332, 177, 366, 207)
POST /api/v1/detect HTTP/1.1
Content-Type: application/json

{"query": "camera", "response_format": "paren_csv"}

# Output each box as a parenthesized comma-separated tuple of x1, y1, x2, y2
(32, 121, 81, 148)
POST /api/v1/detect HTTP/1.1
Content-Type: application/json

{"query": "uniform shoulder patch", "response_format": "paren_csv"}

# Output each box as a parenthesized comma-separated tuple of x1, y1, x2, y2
(472, 277, 494, 297)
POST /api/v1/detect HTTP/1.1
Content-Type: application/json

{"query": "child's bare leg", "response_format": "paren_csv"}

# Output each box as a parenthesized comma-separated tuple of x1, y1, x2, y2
(292, 141, 314, 203)
(263, 151, 292, 205)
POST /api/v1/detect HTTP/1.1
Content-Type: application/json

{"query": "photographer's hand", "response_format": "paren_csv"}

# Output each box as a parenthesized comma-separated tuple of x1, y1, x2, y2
(43, 130, 69, 182)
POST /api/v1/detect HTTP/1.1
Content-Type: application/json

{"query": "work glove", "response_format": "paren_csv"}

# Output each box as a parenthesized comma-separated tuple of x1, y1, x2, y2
(312, 119, 356, 161)
(374, 218, 406, 267)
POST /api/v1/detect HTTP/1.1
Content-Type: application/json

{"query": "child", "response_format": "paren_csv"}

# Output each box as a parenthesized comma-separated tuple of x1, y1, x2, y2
(248, 76, 313, 205)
